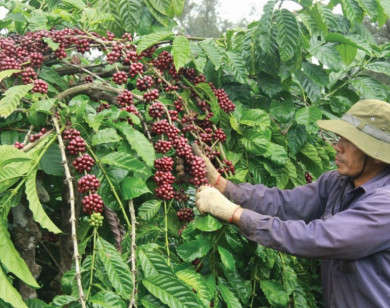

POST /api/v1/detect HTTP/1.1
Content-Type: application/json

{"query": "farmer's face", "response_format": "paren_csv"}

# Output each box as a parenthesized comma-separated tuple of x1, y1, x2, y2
(333, 136, 367, 178)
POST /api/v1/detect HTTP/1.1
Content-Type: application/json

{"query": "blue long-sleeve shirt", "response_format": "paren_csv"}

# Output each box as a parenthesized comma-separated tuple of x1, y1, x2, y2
(224, 167, 390, 307)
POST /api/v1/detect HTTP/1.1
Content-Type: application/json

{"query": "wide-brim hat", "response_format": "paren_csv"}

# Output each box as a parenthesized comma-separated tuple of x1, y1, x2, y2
(317, 99, 390, 164)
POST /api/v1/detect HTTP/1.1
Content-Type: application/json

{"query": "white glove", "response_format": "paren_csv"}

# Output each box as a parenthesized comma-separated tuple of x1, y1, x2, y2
(195, 185, 240, 222)
(191, 143, 220, 186)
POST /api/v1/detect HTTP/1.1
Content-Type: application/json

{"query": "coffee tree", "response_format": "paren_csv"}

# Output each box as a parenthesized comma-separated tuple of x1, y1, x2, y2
(0, 0, 389, 307)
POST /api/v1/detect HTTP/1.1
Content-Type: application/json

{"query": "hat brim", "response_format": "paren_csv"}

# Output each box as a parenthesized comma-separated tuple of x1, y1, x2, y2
(317, 119, 390, 164)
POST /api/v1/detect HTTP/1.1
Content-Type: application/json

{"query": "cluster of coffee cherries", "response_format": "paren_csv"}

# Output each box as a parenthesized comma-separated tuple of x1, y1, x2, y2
(177, 208, 194, 222)
(305, 171, 313, 184)
(13, 127, 48, 149)
(29, 127, 47, 142)
(88, 212, 104, 228)
(62, 127, 104, 215)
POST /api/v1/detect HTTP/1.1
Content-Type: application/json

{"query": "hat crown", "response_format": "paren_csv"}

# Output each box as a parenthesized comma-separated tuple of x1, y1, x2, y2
(347, 99, 390, 135)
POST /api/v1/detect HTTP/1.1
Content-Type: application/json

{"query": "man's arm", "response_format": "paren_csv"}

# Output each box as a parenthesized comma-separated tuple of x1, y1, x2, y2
(222, 171, 338, 222)
(236, 190, 390, 259)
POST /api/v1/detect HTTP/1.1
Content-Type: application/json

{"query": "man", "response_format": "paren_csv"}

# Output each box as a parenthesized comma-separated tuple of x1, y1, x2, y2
(194, 99, 390, 307)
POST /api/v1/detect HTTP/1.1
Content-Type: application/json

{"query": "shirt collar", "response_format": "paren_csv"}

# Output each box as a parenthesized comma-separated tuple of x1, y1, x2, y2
(358, 165, 390, 193)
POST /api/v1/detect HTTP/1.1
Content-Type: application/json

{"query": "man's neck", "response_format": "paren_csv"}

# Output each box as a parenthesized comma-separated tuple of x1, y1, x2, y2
(353, 163, 388, 187)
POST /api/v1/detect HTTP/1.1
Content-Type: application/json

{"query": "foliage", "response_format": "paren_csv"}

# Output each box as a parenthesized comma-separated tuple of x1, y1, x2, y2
(0, 0, 389, 307)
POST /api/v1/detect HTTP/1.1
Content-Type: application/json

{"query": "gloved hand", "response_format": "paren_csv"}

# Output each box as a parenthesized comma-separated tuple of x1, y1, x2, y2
(191, 143, 220, 186)
(196, 185, 240, 222)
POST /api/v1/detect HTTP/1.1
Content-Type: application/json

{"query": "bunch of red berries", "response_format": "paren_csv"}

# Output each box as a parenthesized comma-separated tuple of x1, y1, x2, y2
(73, 154, 95, 173)
(29, 127, 47, 142)
(32, 79, 48, 94)
(177, 208, 194, 222)
(305, 172, 313, 184)
(153, 156, 175, 200)
(77, 174, 101, 193)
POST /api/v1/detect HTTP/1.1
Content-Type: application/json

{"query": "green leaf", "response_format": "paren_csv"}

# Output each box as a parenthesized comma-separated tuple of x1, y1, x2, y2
(310, 44, 342, 71)
(176, 236, 212, 262)
(0, 267, 28, 308)
(256, 0, 277, 54)
(260, 280, 289, 306)
(38, 66, 67, 90)
(89, 290, 127, 308)
(295, 71, 322, 103)
(142, 0, 171, 26)
(0, 84, 33, 118)
(0, 70, 20, 82)
(26, 10, 47, 31)
(263, 142, 287, 166)
(282, 265, 297, 295)
(287, 125, 307, 155)
(195, 83, 220, 122)
(218, 246, 235, 271)
(365, 61, 390, 76)
(380, 0, 390, 18)
(226, 51, 247, 84)
(270, 100, 294, 123)
(340, 0, 364, 24)
(199, 39, 223, 70)
(0, 145, 33, 166)
(141, 295, 168, 308)
(295, 106, 322, 127)
(350, 76, 388, 100)
(326, 33, 372, 54)
(118, 123, 155, 167)
(190, 43, 207, 73)
(117, 0, 142, 33)
(194, 214, 223, 232)
(30, 98, 56, 114)
(172, 36, 190, 71)
(96, 237, 133, 299)
(39, 144, 63, 176)
(143, 274, 201, 308)
(0, 220, 39, 288)
(176, 269, 212, 307)
(218, 278, 242, 308)
(137, 30, 173, 53)
(99, 152, 147, 173)
(239, 108, 270, 127)
(241, 130, 269, 156)
(138, 200, 161, 221)
(25, 170, 62, 234)
(0, 131, 19, 145)
(0, 161, 33, 192)
(51, 295, 78, 306)
(85, 112, 107, 131)
(297, 142, 323, 177)
(42, 37, 60, 51)
(138, 245, 174, 278)
(302, 62, 329, 86)
(275, 9, 300, 61)
(222, 269, 251, 304)
(92, 128, 121, 145)
(62, 0, 86, 10)
(335, 43, 357, 65)
(171, 0, 185, 15)
(121, 176, 150, 200)
(149, 0, 174, 16)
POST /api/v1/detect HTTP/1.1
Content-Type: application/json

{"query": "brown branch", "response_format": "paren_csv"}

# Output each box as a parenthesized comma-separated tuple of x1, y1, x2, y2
(128, 200, 138, 308)
(52, 116, 86, 308)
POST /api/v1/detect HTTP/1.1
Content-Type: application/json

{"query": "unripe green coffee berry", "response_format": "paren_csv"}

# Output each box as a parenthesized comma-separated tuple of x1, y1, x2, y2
(88, 212, 103, 228)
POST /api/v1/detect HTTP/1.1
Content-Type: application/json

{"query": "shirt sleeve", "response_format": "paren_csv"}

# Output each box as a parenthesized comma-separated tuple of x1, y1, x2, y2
(224, 171, 338, 222)
(238, 188, 390, 260)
